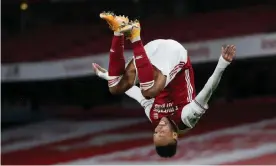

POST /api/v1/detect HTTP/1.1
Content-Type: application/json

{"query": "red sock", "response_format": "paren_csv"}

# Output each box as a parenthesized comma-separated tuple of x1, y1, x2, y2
(108, 35, 125, 87)
(132, 40, 154, 90)
(108, 35, 125, 76)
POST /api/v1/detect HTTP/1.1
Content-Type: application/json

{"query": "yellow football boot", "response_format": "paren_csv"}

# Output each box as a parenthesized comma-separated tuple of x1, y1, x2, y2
(99, 11, 129, 32)
(119, 20, 141, 41)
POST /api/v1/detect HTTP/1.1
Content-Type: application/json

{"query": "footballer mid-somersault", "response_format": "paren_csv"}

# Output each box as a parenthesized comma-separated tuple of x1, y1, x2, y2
(93, 12, 236, 158)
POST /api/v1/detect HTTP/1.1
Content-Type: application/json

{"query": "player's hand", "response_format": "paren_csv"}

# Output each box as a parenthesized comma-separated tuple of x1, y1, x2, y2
(92, 63, 110, 81)
(221, 45, 236, 62)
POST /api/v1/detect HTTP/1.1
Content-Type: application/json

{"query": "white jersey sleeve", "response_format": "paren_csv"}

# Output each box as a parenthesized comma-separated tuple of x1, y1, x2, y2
(181, 101, 207, 128)
(125, 86, 154, 119)
(181, 55, 230, 128)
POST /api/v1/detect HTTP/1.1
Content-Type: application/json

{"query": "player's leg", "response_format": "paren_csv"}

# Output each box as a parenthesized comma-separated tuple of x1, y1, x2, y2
(108, 60, 137, 94)
(100, 12, 128, 87)
(107, 33, 125, 86)
(92, 59, 137, 95)
(99, 12, 138, 94)
(120, 21, 166, 98)
(121, 21, 155, 90)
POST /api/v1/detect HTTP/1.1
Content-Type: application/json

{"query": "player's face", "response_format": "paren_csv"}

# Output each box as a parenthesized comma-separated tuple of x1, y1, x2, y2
(153, 118, 178, 146)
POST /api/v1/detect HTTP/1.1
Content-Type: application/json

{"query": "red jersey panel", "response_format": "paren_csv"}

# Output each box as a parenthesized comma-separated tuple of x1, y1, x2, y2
(150, 57, 196, 130)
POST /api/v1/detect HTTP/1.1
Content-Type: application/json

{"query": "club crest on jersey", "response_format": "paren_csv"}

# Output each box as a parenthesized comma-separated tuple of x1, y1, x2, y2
(153, 113, 159, 119)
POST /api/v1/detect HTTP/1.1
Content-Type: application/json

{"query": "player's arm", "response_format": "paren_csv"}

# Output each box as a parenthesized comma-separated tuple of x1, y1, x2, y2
(193, 45, 235, 108)
(181, 45, 236, 128)
(125, 86, 154, 119)
(125, 86, 154, 108)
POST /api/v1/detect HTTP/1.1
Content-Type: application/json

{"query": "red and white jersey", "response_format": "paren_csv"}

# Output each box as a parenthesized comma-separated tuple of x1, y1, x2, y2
(149, 57, 196, 132)
(130, 39, 197, 131)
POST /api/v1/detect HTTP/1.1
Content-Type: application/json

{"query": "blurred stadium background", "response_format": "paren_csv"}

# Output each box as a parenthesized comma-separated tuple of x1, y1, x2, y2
(1, 0, 276, 165)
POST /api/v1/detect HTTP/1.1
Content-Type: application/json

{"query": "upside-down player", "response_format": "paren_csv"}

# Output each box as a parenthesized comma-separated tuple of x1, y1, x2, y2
(92, 12, 236, 158)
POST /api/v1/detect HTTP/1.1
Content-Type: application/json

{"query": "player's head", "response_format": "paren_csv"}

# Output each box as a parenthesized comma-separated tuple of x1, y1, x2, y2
(153, 117, 178, 158)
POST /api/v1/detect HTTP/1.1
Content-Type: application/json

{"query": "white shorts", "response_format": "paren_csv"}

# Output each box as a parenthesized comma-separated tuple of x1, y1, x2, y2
(134, 39, 188, 87)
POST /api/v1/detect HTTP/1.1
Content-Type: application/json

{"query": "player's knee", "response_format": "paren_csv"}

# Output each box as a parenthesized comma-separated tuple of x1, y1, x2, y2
(141, 89, 156, 99)
(109, 81, 133, 95)
(141, 77, 166, 99)
(141, 86, 164, 99)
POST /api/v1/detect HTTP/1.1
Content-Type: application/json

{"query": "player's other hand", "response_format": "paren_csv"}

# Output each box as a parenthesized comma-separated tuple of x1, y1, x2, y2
(221, 45, 236, 62)
(92, 63, 110, 80)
